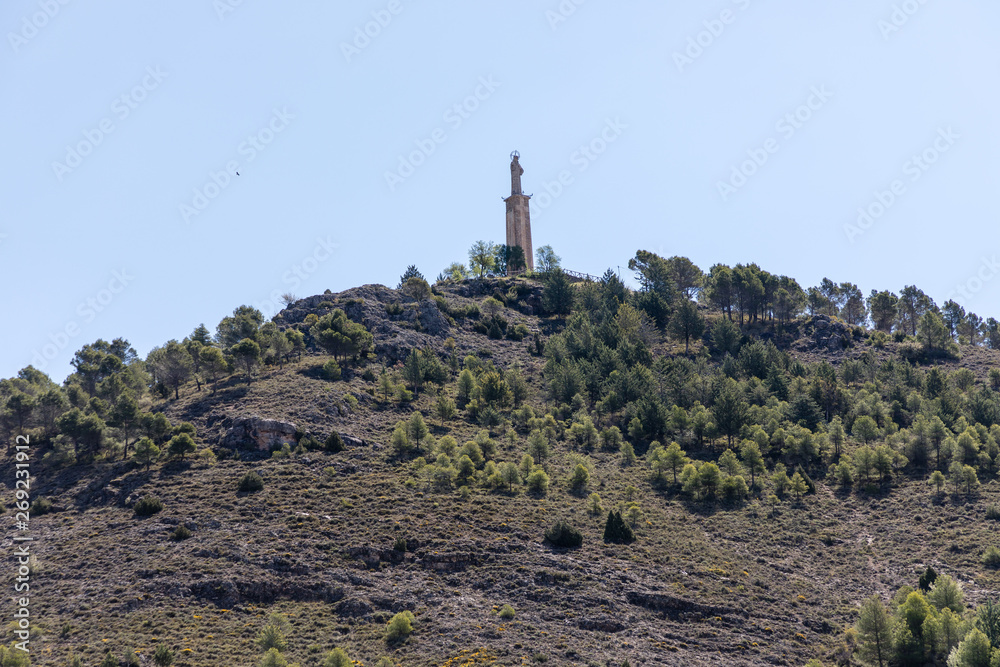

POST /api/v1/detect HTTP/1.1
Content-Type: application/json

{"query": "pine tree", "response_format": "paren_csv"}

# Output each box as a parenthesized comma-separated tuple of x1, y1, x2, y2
(133, 437, 160, 470)
(603, 510, 634, 544)
(856, 595, 892, 667)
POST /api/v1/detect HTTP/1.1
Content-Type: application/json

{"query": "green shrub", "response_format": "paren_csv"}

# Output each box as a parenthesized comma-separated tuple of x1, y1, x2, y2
(569, 463, 590, 493)
(100, 651, 117, 667)
(983, 546, 1000, 569)
(498, 604, 516, 619)
(323, 359, 342, 381)
(545, 520, 583, 548)
(385, 610, 415, 642)
(153, 643, 174, 667)
(255, 623, 288, 652)
(325, 431, 345, 453)
(167, 433, 196, 460)
(271, 443, 292, 459)
(393, 536, 408, 552)
(507, 323, 530, 341)
(987, 505, 1000, 521)
(238, 471, 265, 493)
(121, 647, 140, 667)
(259, 648, 288, 667)
(198, 448, 217, 466)
(587, 492, 603, 516)
(620, 441, 636, 466)
(171, 525, 192, 541)
(30, 497, 53, 516)
(374, 658, 394, 667)
(386, 302, 404, 316)
(527, 468, 549, 494)
(322, 647, 352, 667)
(134, 496, 163, 517)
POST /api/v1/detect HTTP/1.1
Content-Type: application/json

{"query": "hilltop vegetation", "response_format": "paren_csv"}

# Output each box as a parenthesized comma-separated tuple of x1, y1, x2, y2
(4, 247, 1000, 666)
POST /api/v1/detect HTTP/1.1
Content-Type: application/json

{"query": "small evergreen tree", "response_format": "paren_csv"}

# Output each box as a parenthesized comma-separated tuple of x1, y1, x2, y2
(133, 437, 160, 470)
(385, 610, 415, 643)
(435, 394, 457, 424)
(259, 648, 288, 667)
(527, 467, 549, 494)
(322, 647, 353, 667)
(569, 463, 590, 493)
(918, 566, 938, 592)
(255, 622, 288, 652)
(499, 461, 521, 492)
(929, 470, 947, 493)
(947, 628, 991, 667)
(153, 643, 174, 667)
(231, 338, 261, 384)
(603, 510, 634, 544)
(587, 492, 603, 516)
(167, 433, 196, 460)
(398, 265, 424, 287)
(856, 595, 892, 667)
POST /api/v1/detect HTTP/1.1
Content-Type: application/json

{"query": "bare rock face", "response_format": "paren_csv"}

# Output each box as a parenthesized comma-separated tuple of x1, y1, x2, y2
(219, 415, 297, 451)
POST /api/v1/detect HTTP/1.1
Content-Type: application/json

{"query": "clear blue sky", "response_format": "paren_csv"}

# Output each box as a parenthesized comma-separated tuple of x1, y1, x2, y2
(3, 1, 998, 383)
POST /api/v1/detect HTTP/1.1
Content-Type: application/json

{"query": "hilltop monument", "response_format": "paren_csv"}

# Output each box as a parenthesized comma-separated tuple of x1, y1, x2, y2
(504, 151, 533, 274)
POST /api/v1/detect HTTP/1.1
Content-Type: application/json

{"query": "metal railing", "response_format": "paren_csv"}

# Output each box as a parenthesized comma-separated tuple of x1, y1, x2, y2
(563, 269, 600, 282)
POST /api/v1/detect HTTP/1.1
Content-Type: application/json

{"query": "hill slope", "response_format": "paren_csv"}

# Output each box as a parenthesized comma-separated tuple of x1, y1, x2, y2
(7, 275, 1000, 667)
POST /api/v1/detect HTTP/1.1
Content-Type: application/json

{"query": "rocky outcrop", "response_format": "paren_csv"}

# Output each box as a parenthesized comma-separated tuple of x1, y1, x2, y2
(178, 578, 344, 607)
(418, 551, 478, 572)
(625, 590, 741, 620)
(219, 415, 297, 451)
(335, 598, 372, 617)
(346, 546, 409, 567)
(345, 545, 479, 572)
(796, 315, 856, 352)
(578, 616, 628, 632)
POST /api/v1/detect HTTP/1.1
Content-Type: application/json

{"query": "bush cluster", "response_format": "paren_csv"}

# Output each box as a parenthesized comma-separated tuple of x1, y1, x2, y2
(133, 496, 163, 517)
(545, 520, 583, 548)
(238, 471, 265, 493)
